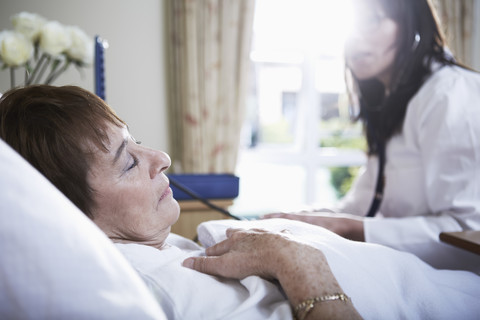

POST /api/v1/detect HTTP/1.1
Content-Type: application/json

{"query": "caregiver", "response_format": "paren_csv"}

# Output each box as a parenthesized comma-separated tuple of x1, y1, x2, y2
(264, 0, 480, 273)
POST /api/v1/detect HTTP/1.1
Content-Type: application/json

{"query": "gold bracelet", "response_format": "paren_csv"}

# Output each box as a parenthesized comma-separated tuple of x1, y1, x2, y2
(293, 293, 350, 320)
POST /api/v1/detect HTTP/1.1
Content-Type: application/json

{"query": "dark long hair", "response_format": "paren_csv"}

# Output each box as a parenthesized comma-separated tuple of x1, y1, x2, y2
(347, 0, 457, 155)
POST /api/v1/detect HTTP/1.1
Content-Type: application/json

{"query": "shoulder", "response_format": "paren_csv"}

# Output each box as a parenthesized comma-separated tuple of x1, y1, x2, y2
(416, 65, 480, 100)
(407, 65, 480, 122)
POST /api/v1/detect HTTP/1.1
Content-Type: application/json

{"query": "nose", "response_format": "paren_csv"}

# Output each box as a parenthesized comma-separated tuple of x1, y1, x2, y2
(345, 26, 366, 47)
(149, 150, 171, 179)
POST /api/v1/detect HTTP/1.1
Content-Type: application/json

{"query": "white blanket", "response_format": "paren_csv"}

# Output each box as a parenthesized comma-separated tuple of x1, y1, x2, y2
(198, 219, 480, 320)
(116, 218, 480, 319)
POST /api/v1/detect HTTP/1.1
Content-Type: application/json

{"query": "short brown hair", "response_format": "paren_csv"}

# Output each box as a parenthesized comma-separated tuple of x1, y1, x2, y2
(0, 85, 125, 218)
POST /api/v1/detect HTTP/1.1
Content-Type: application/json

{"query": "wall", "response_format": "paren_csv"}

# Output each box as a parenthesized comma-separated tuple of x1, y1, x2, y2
(1, 0, 479, 152)
(0, 0, 170, 151)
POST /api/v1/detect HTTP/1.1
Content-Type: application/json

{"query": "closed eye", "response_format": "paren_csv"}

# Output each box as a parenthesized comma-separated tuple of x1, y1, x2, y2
(127, 155, 139, 170)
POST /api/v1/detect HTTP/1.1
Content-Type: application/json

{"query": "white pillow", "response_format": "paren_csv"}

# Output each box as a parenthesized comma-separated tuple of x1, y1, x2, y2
(0, 138, 166, 319)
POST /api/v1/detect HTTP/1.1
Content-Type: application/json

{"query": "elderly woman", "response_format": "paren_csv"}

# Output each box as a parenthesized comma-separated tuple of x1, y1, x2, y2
(1, 85, 479, 319)
(0, 85, 359, 319)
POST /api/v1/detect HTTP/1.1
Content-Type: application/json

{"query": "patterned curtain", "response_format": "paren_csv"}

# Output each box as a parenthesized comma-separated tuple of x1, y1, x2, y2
(433, 0, 475, 67)
(166, 0, 255, 173)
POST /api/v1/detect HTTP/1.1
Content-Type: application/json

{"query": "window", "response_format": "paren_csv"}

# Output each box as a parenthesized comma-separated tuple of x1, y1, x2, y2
(231, 0, 366, 218)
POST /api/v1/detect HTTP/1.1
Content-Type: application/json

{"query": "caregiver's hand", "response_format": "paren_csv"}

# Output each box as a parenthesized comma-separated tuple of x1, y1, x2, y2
(262, 211, 366, 241)
(183, 228, 362, 320)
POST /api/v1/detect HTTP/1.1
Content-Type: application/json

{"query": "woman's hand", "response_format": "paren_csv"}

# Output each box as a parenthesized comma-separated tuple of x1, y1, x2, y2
(182, 227, 338, 297)
(262, 211, 366, 241)
(183, 228, 362, 319)
(182, 228, 300, 280)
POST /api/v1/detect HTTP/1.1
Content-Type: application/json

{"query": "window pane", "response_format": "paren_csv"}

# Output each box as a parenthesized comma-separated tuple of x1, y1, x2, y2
(256, 65, 302, 145)
(233, 0, 365, 215)
(231, 159, 307, 218)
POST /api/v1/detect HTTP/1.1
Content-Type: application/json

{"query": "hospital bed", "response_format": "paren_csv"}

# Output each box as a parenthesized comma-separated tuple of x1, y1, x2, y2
(2, 137, 480, 319)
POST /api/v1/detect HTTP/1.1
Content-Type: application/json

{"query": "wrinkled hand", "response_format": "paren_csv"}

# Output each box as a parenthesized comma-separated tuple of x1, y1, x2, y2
(183, 227, 363, 319)
(262, 211, 365, 241)
(183, 228, 314, 281)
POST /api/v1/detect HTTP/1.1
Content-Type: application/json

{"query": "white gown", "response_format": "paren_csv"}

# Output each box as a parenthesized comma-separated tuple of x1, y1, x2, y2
(337, 65, 480, 273)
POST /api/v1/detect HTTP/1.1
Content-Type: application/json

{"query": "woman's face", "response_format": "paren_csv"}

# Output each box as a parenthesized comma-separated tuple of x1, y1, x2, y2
(345, 0, 400, 86)
(88, 122, 179, 249)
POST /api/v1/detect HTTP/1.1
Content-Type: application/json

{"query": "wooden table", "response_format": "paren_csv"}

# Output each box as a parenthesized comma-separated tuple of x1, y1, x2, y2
(439, 230, 480, 255)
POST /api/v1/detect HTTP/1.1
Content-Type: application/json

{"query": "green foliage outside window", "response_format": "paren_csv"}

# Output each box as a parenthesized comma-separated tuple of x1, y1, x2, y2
(329, 166, 360, 198)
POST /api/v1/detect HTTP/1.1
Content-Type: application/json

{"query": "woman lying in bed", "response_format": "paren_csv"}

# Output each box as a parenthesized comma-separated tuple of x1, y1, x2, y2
(0, 85, 478, 319)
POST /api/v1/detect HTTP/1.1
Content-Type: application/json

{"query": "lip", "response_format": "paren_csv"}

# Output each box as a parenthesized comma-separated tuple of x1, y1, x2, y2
(159, 186, 172, 202)
(351, 52, 371, 62)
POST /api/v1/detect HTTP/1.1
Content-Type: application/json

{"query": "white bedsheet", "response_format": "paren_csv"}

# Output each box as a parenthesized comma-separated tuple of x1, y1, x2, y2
(198, 219, 480, 320)
(116, 218, 480, 319)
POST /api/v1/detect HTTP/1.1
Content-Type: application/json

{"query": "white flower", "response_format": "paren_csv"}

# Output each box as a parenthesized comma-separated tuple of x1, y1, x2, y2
(0, 30, 34, 67)
(1, 12, 93, 88)
(66, 26, 93, 65)
(39, 21, 71, 56)
(11, 12, 46, 41)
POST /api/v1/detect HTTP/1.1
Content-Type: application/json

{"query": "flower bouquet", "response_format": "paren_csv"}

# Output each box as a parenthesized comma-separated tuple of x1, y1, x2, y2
(0, 12, 93, 89)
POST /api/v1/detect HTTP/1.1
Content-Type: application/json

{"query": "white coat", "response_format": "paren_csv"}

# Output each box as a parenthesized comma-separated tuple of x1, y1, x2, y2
(338, 65, 480, 274)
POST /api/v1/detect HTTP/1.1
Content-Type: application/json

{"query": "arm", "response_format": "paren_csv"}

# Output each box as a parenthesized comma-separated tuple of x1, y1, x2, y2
(262, 212, 365, 241)
(183, 228, 362, 320)
(364, 68, 480, 271)
(260, 159, 378, 241)
(265, 68, 480, 255)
